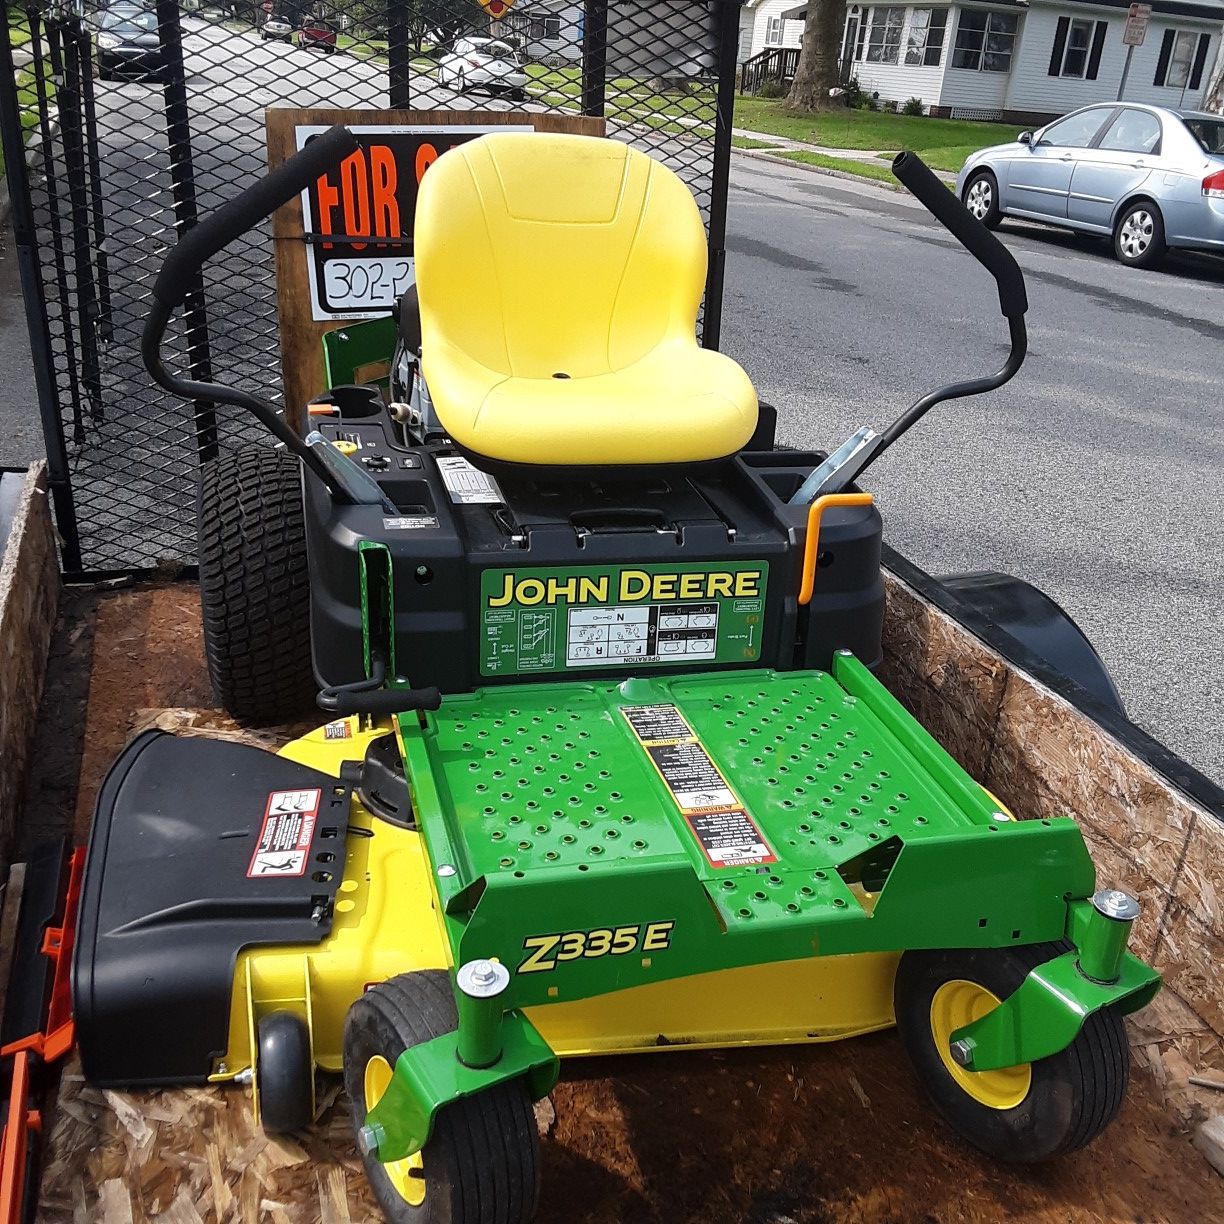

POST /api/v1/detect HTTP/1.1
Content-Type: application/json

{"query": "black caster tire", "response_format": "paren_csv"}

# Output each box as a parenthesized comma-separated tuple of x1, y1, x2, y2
(257, 1010, 314, 1134)
(962, 169, 1002, 230)
(1113, 200, 1166, 268)
(344, 971, 540, 1224)
(894, 942, 1129, 1163)
(197, 446, 316, 723)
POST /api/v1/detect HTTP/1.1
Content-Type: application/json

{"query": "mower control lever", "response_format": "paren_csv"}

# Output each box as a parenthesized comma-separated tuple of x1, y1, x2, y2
(891, 151, 1027, 321)
(141, 126, 361, 498)
(317, 657, 442, 717)
(799, 153, 1030, 501)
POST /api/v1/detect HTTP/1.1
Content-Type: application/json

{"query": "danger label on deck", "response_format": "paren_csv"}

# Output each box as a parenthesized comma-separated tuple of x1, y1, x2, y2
(622, 703, 776, 868)
(685, 809, 776, 868)
(247, 789, 321, 879)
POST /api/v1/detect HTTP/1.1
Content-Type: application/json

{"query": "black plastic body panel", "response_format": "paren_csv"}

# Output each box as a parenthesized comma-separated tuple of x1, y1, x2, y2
(304, 416, 884, 693)
(72, 732, 351, 1087)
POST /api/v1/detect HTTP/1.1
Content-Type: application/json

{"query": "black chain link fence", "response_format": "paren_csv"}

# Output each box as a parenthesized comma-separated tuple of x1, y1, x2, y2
(0, 0, 737, 574)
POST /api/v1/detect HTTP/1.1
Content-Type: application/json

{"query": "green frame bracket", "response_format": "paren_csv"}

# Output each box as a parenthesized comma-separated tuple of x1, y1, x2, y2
(364, 1011, 559, 1162)
(322, 316, 398, 393)
(950, 902, 1161, 1072)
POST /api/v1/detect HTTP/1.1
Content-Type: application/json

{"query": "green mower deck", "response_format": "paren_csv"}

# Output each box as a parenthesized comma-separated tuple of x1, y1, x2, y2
(402, 652, 1096, 996)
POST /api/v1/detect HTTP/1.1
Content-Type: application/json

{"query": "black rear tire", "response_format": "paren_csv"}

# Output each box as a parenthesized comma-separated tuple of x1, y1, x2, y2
(197, 447, 316, 723)
(344, 971, 540, 1224)
(895, 942, 1129, 1162)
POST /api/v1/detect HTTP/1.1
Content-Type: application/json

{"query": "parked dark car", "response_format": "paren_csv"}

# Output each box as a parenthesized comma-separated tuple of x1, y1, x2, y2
(95, 5, 163, 81)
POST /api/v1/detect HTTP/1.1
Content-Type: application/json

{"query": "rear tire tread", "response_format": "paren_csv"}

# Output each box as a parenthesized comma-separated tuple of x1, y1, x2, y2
(197, 447, 315, 723)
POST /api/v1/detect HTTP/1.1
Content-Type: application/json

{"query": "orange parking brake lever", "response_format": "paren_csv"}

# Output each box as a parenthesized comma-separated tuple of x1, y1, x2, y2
(798, 493, 874, 606)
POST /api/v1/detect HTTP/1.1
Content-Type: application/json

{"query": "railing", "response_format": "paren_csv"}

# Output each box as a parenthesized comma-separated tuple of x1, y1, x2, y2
(738, 45, 800, 95)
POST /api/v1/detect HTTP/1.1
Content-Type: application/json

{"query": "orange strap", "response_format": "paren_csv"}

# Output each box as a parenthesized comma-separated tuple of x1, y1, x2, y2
(798, 493, 874, 606)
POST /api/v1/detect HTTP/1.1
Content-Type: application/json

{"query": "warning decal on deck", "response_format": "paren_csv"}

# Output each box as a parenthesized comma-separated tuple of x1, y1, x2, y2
(622, 704, 776, 868)
(247, 789, 321, 879)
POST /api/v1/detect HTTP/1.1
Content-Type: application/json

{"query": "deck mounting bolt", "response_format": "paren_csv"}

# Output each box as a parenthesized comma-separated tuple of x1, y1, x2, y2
(457, 958, 510, 998)
(357, 1124, 380, 1157)
(950, 1039, 974, 1067)
(1091, 889, 1140, 922)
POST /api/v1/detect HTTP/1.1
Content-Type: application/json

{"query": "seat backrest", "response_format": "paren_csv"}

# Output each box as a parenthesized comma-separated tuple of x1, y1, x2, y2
(414, 132, 707, 380)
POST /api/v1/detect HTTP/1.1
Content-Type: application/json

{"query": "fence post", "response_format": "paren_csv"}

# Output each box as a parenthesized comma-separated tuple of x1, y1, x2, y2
(0, 11, 83, 567)
(702, 0, 741, 351)
(156, 0, 219, 463)
(388, 0, 411, 108)
(581, 0, 608, 116)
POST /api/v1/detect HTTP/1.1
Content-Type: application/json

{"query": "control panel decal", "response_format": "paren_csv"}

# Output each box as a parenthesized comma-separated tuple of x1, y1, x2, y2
(478, 563, 767, 676)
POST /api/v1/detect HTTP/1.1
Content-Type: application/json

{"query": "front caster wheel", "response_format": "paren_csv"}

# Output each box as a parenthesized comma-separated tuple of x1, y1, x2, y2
(344, 971, 540, 1223)
(894, 943, 1129, 1162)
(257, 1010, 314, 1133)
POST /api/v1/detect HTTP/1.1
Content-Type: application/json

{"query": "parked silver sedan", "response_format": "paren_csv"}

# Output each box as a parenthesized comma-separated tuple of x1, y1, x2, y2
(956, 104, 1224, 268)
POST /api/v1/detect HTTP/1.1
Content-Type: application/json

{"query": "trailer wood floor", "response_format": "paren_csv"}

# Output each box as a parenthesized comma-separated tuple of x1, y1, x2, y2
(23, 585, 1223, 1224)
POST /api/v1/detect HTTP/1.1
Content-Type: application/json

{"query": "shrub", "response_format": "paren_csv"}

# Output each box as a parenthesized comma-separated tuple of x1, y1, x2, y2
(758, 78, 790, 99)
(902, 96, 925, 116)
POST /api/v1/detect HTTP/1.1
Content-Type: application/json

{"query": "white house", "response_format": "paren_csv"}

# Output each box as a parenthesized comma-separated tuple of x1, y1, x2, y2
(748, 0, 1223, 120)
(498, 0, 585, 63)
(738, 0, 806, 61)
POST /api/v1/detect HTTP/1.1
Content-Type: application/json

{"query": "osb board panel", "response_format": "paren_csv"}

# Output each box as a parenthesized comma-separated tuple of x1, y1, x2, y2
(880, 569, 1222, 1046)
(265, 108, 606, 425)
(0, 463, 58, 858)
(877, 574, 1007, 781)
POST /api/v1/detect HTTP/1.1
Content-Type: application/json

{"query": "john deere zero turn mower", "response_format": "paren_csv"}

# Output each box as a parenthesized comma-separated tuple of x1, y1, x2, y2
(73, 127, 1160, 1223)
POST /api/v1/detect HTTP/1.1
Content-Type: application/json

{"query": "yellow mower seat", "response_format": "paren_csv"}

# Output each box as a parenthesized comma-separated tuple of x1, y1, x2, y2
(414, 132, 757, 468)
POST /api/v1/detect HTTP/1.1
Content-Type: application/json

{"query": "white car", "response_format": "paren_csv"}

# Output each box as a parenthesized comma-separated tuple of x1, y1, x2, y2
(438, 38, 527, 100)
(261, 15, 292, 41)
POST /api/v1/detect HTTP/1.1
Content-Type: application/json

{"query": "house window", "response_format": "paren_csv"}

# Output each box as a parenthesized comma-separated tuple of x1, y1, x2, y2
(765, 15, 784, 46)
(1048, 17, 1108, 79)
(952, 10, 1018, 72)
(526, 17, 559, 40)
(905, 8, 948, 66)
(1154, 29, 1212, 90)
(865, 6, 906, 64)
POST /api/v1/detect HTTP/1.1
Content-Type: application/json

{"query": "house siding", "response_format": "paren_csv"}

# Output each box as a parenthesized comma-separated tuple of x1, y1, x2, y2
(937, 2, 1024, 111)
(745, 0, 805, 57)
(1004, 2, 1218, 113)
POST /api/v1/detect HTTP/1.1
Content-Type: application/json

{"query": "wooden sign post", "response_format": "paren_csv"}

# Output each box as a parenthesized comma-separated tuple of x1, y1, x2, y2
(266, 108, 604, 429)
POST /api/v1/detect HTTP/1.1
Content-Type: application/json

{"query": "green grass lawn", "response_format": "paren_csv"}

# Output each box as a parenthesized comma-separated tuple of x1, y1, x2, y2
(732, 135, 783, 149)
(735, 96, 1017, 173)
(768, 150, 899, 184)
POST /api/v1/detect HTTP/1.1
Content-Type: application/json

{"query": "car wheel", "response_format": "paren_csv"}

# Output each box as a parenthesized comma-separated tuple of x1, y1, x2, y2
(512, 87, 527, 102)
(962, 170, 1002, 230)
(1113, 200, 1166, 269)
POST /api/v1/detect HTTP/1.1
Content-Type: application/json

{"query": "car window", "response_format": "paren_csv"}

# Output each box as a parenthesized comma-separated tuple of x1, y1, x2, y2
(1038, 108, 1111, 148)
(481, 41, 516, 59)
(1182, 117, 1224, 155)
(102, 9, 156, 29)
(1097, 109, 1161, 155)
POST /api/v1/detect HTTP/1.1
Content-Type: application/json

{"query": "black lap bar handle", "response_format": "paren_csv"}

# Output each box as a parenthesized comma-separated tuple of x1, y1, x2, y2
(142, 125, 361, 496)
(154, 125, 359, 309)
(891, 151, 1028, 319)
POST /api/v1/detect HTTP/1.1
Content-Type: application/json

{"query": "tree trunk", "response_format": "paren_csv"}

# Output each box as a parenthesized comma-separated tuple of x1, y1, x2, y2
(786, 0, 846, 112)
(1208, 45, 1224, 112)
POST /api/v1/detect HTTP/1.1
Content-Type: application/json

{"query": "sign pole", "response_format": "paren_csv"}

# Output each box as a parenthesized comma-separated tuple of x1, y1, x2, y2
(1118, 2, 1151, 100)
(1117, 44, 1135, 100)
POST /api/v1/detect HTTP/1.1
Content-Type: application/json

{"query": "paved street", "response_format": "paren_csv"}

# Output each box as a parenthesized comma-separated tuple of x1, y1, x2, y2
(0, 22, 1220, 778)
(720, 157, 1224, 781)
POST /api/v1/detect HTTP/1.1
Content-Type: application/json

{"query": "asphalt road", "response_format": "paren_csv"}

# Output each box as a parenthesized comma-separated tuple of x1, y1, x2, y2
(720, 157, 1224, 783)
